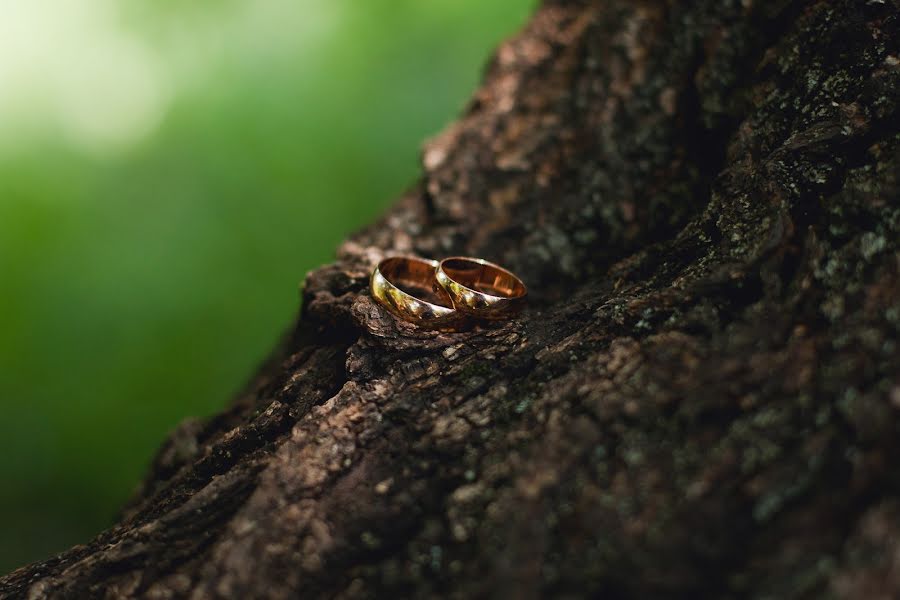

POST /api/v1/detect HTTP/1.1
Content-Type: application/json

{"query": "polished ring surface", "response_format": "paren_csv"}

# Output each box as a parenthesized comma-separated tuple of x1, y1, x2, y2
(435, 256, 526, 319)
(371, 256, 458, 328)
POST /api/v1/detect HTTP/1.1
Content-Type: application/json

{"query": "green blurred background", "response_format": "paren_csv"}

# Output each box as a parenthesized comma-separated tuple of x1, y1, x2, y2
(0, 0, 533, 572)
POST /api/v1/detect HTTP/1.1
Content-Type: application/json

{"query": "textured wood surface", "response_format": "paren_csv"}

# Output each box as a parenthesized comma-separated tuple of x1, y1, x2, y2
(3, 0, 900, 598)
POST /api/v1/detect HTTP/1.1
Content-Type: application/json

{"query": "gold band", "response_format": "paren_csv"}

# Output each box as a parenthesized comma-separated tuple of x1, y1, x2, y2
(435, 256, 526, 319)
(370, 256, 459, 328)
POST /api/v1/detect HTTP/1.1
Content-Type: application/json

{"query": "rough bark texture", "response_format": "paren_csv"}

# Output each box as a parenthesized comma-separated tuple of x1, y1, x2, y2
(4, 0, 900, 598)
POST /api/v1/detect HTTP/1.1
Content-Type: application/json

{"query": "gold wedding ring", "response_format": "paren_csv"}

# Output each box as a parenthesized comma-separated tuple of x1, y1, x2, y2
(370, 255, 527, 328)
(370, 256, 458, 328)
(435, 256, 527, 319)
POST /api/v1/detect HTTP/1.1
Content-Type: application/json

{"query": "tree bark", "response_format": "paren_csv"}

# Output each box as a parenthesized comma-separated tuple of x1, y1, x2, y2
(4, 0, 900, 598)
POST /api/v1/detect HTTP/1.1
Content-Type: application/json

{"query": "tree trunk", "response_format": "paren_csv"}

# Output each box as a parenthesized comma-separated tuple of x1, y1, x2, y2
(4, 0, 900, 598)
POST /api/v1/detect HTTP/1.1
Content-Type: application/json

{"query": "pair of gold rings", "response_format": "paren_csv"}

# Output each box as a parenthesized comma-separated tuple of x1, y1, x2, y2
(370, 256, 526, 329)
